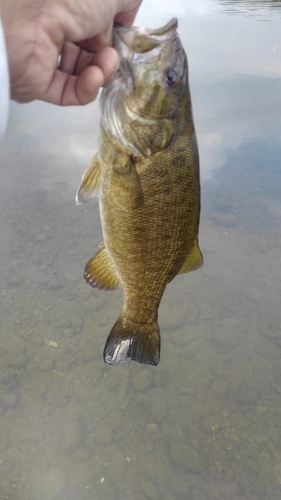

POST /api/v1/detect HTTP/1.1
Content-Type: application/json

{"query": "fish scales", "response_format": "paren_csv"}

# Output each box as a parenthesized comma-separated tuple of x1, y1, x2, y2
(76, 18, 203, 366)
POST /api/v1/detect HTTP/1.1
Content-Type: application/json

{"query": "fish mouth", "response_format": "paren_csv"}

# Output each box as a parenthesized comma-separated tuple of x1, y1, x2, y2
(113, 17, 178, 47)
(113, 18, 179, 80)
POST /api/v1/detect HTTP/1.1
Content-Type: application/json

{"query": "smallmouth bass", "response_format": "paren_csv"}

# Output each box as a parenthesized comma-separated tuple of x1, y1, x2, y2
(77, 18, 203, 366)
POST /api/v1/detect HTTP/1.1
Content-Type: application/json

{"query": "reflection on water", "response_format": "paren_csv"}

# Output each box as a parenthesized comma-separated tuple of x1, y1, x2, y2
(220, 0, 281, 15)
(1, 1, 281, 499)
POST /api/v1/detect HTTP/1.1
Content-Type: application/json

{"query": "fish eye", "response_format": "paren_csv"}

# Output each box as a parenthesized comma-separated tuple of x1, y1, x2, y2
(165, 68, 180, 87)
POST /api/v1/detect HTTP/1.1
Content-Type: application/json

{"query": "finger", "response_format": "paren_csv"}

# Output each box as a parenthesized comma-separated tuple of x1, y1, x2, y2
(60, 42, 80, 74)
(74, 46, 119, 78)
(42, 47, 119, 106)
(42, 66, 103, 106)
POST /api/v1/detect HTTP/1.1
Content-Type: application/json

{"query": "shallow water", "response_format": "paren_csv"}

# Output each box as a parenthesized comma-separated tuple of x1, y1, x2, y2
(1, 1, 281, 499)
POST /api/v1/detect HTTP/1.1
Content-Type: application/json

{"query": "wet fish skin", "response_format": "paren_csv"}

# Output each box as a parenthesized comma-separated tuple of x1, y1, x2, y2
(77, 18, 203, 366)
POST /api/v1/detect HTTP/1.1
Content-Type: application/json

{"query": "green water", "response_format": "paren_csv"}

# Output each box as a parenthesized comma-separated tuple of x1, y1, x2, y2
(1, 1, 281, 499)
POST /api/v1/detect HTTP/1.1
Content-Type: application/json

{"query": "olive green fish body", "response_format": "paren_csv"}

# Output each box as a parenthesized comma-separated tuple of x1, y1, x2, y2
(77, 18, 203, 366)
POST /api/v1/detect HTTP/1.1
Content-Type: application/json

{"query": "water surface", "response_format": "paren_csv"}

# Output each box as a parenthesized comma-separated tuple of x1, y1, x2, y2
(1, 1, 281, 499)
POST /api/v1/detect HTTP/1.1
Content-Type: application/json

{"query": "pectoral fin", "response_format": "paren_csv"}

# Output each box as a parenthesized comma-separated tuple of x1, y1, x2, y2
(177, 237, 203, 275)
(76, 154, 101, 205)
(113, 155, 144, 208)
(84, 245, 120, 291)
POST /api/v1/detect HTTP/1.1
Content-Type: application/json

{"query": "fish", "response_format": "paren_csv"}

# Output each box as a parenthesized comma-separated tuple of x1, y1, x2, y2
(76, 18, 203, 366)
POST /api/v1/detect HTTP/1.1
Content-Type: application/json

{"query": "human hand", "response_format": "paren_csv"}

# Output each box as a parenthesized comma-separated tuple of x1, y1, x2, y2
(0, 0, 142, 105)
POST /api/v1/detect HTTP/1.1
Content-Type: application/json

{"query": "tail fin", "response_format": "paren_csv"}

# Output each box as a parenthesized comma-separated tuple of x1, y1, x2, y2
(103, 314, 160, 366)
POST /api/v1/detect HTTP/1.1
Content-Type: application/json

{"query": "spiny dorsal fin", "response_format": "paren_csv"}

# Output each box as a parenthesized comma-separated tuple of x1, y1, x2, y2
(76, 154, 101, 205)
(177, 237, 203, 275)
(84, 245, 120, 291)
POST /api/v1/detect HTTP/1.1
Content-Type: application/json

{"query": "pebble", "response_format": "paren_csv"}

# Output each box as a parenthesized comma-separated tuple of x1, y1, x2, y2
(65, 272, 78, 282)
(77, 286, 92, 300)
(146, 423, 158, 434)
(1, 368, 17, 384)
(93, 424, 113, 446)
(2, 393, 19, 408)
(254, 237, 272, 253)
(169, 328, 189, 345)
(211, 378, 229, 399)
(8, 353, 28, 369)
(210, 213, 239, 227)
(83, 349, 95, 363)
(70, 446, 92, 463)
(140, 476, 161, 500)
(256, 405, 267, 415)
(131, 369, 154, 392)
(201, 415, 221, 433)
(243, 287, 263, 303)
(1, 335, 26, 354)
(220, 317, 240, 329)
(8, 275, 24, 285)
(149, 389, 167, 423)
(38, 358, 54, 372)
(33, 232, 47, 242)
(55, 316, 70, 328)
(235, 381, 259, 405)
(48, 277, 64, 290)
(1, 368, 19, 393)
(108, 449, 127, 480)
(274, 338, 281, 348)
(211, 328, 238, 353)
(254, 434, 267, 444)
(170, 442, 206, 473)
(61, 420, 84, 454)
(274, 463, 281, 484)
(83, 296, 103, 312)
(222, 408, 230, 418)
(228, 413, 251, 433)
(169, 470, 190, 496)
(72, 316, 83, 328)
(55, 361, 70, 373)
(159, 304, 185, 332)
(15, 484, 30, 500)
(184, 337, 204, 358)
(271, 381, 281, 394)
(30, 467, 67, 500)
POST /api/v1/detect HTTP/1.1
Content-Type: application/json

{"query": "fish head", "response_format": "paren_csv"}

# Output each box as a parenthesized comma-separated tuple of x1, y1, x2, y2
(100, 18, 190, 157)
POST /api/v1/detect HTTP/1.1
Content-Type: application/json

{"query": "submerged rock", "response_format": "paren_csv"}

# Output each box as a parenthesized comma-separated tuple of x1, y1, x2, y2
(170, 441, 207, 473)
(61, 420, 84, 454)
(30, 468, 67, 500)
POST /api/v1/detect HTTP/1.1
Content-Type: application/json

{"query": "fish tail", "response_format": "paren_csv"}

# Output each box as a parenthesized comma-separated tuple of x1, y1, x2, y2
(103, 314, 160, 366)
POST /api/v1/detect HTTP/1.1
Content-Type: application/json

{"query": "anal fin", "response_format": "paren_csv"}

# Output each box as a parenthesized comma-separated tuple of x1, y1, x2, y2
(84, 245, 120, 291)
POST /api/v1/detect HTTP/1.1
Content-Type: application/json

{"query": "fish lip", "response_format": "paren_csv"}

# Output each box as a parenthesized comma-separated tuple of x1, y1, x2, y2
(149, 17, 178, 36)
(113, 17, 178, 38)
(113, 17, 179, 63)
